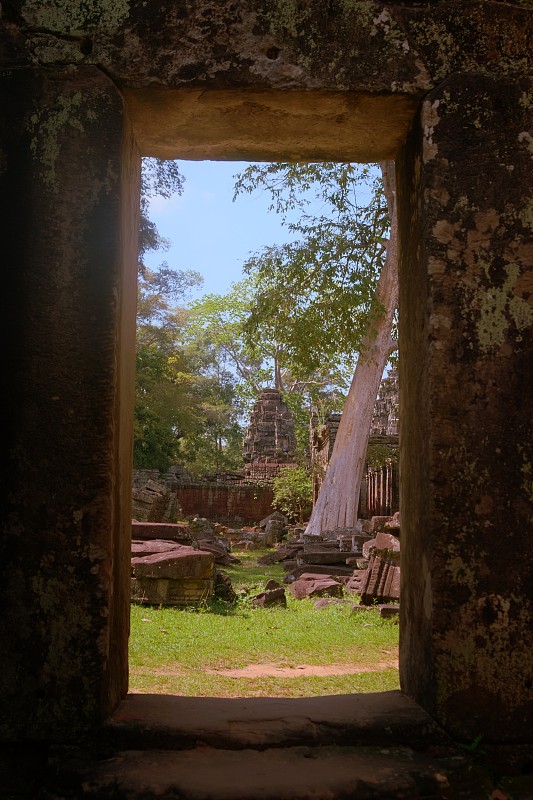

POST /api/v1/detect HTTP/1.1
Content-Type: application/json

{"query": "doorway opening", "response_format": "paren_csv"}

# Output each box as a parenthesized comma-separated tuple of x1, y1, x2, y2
(129, 155, 401, 699)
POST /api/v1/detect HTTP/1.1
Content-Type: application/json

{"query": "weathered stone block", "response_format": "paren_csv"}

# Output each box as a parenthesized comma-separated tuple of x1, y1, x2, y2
(132, 521, 192, 544)
(132, 546, 214, 580)
(131, 577, 214, 607)
(131, 540, 185, 556)
(289, 576, 343, 600)
(250, 588, 287, 608)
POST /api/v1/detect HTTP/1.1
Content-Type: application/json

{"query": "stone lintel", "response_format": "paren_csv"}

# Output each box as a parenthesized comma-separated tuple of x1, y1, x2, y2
(123, 88, 418, 161)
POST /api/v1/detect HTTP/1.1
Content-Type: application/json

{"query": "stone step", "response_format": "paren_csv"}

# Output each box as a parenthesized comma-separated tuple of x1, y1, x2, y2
(56, 744, 493, 799)
(44, 694, 512, 798)
(102, 692, 451, 753)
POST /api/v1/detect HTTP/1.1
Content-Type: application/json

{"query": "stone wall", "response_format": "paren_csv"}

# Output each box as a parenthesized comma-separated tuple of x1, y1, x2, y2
(311, 409, 399, 517)
(176, 483, 274, 524)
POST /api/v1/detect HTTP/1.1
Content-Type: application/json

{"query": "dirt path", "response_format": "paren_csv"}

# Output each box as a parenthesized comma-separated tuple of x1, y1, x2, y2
(203, 661, 399, 678)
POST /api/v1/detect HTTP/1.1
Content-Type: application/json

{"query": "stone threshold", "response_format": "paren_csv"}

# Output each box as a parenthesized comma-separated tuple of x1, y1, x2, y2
(40, 691, 533, 799)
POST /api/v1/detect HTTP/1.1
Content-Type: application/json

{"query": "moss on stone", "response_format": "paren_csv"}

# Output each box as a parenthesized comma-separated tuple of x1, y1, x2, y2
(20, 0, 131, 36)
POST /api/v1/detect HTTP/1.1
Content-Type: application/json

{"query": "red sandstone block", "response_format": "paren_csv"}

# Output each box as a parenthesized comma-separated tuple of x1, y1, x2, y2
(132, 546, 214, 580)
(289, 577, 343, 600)
(131, 521, 191, 542)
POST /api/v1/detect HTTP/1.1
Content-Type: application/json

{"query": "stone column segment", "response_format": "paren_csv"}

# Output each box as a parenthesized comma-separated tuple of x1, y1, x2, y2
(0, 67, 139, 740)
(398, 72, 533, 741)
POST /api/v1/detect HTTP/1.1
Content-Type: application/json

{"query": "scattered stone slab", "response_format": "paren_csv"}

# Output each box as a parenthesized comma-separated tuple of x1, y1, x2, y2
(284, 564, 354, 583)
(264, 579, 283, 591)
(250, 587, 287, 608)
(359, 549, 400, 606)
(378, 604, 399, 620)
(362, 531, 400, 559)
(289, 575, 343, 600)
(132, 546, 214, 579)
(195, 536, 240, 567)
(131, 576, 214, 606)
(234, 539, 261, 550)
(345, 570, 369, 596)
(313, 598, 349, 610)
(131, 539, 185, 556)
(131, 521, 192, 544)
(298, 550, 360, 566)
(259, 511, 288, 529)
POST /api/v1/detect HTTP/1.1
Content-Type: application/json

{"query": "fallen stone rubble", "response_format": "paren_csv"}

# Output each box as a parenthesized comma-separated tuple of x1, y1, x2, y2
(255, 513, 401, 609)
(130, 512, 401, 610)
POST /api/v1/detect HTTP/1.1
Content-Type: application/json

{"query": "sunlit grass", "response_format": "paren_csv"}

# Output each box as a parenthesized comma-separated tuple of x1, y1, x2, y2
(129, 547, 399, 696)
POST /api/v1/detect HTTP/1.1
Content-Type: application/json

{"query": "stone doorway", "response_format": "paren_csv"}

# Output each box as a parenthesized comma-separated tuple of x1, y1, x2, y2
(1, 6, 531, 792)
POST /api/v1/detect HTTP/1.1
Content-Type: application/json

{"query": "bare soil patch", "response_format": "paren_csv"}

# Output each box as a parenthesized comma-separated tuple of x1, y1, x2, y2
(206, 660, 398, 678)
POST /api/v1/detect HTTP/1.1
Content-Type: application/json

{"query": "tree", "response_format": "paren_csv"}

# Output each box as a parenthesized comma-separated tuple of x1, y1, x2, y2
(306, 162, 397, 533)
(234, 161, 398, 533)
(135, 159, 250, 478)
(134, 260, 204, 472)
(138, 158, 185, 273)
(235, 163, 387, 379)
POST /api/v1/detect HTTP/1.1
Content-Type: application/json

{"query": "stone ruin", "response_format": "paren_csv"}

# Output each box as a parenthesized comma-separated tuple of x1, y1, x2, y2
(130, 519, 242, 606)
(243, 388, 297, 480)
(131, 469, 181, 523)
(311, 370, 400, 512)
(370, 367, 399, 437)
(3, 0, 532, 792)
(128, 510, 401, 612)
(256, 514, 401, 615)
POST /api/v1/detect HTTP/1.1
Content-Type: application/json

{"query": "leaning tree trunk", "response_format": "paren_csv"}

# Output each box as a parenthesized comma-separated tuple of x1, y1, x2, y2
(305, 162, 398, 535)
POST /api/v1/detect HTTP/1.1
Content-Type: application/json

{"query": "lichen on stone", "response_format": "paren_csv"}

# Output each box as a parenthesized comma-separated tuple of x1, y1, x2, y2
(26, 89, 95, 190)
(20, 0, 130, 36)
(469, 262, 533, 353)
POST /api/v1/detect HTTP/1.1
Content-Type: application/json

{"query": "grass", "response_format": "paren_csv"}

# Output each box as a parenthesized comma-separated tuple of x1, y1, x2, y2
(129, 547, 399, 697)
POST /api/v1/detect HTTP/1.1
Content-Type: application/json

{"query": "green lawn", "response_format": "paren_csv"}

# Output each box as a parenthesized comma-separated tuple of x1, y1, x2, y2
(129, 548, 399, 697)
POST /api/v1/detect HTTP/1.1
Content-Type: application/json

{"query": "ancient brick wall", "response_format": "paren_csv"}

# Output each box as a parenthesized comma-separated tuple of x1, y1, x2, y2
(176, 483, 274, 524)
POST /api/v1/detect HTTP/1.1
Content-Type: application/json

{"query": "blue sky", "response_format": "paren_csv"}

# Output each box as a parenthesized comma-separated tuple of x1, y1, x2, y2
(145, 160, 302, 300)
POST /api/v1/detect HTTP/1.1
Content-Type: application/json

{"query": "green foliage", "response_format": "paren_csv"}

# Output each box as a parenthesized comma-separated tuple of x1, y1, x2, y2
(138, 158, 185, 269)
(134, 159, 395, 476)
(272, 466, 313, 523)
(187, 276, 350, 457)
(365, 444, 399, 470)
(134, 159, 245, 476)
(234, 162, 391, 375)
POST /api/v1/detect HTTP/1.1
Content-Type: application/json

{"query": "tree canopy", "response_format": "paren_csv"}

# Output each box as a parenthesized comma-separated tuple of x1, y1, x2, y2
(134, 159, 244, 476)
(234, 163, 391, 376)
